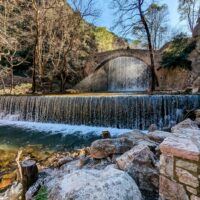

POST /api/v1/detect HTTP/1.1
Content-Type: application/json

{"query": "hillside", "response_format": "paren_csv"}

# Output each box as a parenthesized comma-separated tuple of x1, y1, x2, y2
(93, 27, 128, 52)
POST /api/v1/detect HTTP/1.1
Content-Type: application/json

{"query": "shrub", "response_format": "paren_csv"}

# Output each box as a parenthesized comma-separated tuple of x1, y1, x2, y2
(160, 33, 196, 70)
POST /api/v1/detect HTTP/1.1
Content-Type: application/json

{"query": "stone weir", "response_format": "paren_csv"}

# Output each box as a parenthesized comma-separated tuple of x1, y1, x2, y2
(0, 95, 200, 130)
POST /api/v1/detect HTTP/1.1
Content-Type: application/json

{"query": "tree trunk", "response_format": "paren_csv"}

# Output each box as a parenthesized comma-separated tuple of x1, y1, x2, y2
(21, 160, 38, 200)
(32, 46, 37, 93)
(60, 74, 66, 93)
(1, 78, 6, 94)
(10, 65, 13, 94)
(138, 0, 159, 92)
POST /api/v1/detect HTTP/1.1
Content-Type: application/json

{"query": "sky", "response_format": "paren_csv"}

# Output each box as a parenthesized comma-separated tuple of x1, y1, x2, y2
(92, 0, 188, 37)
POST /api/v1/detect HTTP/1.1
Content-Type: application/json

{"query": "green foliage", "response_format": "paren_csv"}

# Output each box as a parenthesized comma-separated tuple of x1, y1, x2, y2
(94, 27, 115, 52)
(34, 186, 48, 200)
(160, 33, 196, 70)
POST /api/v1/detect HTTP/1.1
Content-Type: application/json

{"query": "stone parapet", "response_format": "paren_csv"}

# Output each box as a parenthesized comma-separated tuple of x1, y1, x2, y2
(159, 135, 200, 200)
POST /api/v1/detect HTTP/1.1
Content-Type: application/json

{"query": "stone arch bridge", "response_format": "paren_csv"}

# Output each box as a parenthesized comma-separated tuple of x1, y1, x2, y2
(76, 48, 159, 92)
(93, 49, 153, 71)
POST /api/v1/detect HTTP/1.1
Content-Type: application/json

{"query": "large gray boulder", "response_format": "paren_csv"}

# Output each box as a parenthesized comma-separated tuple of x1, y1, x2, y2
(171, 119, 199, 134)
(116, 144, 159, 193)
(147, 130, 173, 143)
(119, 130, 158, 149)
(0, 182, 23, 200)
(47, 165, 143, 200)
(90, 137, 133, 159)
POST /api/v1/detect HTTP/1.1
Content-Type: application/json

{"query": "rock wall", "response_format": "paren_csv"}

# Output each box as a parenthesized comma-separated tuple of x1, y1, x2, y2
(155, 68, 193, 90)
(159, 136, 200, 200)
(155, 37, 200, 91)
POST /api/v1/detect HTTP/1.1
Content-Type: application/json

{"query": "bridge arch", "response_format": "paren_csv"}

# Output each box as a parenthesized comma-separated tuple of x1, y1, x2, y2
(94, 49, 151, 71)
(74, 49, 153, 92)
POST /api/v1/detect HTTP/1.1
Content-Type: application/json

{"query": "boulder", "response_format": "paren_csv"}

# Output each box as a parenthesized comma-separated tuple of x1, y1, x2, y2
(90, 137, 133, 159)
(192, 76, 200, 93)
(148, 124, 158, 132)
(171, 119, 199, 134)
(195, 118, 200, 126)
(195, 110, 200, 118)
(101, 131, 111, 139)
(47, 165, 143, 200)
(172, 128, 200, 139)
(184, 109, 200, 121)
(120, 130, 148, 141)
(119, 130, 158, 149)
(116, 144, 159, 193)
(147, 131, 173, 143)
(0, 182, 23, 200)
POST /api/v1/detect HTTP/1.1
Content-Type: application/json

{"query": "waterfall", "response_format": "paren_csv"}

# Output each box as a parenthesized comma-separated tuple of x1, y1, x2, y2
(0, 95, 199, 130)
(106, 57, 151, 92)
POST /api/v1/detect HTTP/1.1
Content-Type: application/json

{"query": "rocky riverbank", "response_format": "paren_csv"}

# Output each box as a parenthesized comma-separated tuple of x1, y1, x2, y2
(1, 111, 200, 200)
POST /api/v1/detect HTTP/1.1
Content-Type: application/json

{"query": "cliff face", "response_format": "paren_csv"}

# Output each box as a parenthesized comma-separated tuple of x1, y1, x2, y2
(155, 37, 200, 91)
(193, 18, 200, 37)
(190, 38, 200, 74)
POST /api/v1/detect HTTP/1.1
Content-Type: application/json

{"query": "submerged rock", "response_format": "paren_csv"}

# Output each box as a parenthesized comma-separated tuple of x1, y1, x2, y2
(147, 131, 173, 143)
(116, 144, 159, 193)
(90, 137, 133, 159)
(101, 131, 111, 139)
(47, 165, 142, 200)
(148, 124, 158, 132)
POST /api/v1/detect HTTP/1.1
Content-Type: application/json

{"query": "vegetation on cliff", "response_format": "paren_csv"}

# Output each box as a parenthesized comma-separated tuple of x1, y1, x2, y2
(94, 27, 128, 52)
(161, 34, 196, 70)
(0, 0, 99, 93)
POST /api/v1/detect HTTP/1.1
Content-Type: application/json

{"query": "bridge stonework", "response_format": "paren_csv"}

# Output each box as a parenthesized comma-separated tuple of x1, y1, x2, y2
(84, 48, 158, 76)
(79, 47, 195, 92)
(93, 49, 152, 71)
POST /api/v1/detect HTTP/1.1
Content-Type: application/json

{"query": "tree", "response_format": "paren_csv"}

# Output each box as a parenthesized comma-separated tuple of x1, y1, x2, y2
(131, 3, 169, 50)
(28, 0, 99, 92)
(39, 0, 99, 92)
(9, 0, 98, 93)
(146, 3, 169, 50)
(0, 0, 28, 93)
(111, 0, 161, 91)
(178, 0, 200, 33)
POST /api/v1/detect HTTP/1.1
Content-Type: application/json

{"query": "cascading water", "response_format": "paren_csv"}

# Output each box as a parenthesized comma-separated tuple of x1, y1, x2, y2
(0, 95, 199, 130)
(106, 56, 151, 92)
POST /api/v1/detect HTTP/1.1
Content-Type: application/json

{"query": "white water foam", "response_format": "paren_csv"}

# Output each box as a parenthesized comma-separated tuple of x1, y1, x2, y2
(0, 118, 131, 136)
